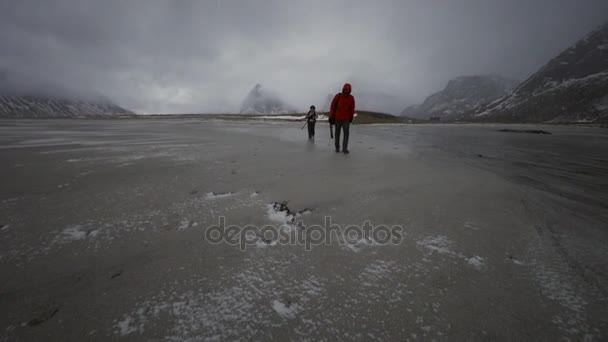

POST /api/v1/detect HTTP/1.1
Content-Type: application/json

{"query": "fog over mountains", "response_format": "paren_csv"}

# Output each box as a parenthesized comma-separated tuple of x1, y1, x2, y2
(0, 70, 133, 118)
(239, 84, 296, 115)
(0, 4, 606, 122)
(468, 21, 608, 123)
(401, 75, 519, 120)
(0, 95, 133, 118)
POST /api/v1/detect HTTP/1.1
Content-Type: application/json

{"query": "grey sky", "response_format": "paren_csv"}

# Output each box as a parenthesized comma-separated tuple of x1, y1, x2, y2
(1, 0, 607, 114)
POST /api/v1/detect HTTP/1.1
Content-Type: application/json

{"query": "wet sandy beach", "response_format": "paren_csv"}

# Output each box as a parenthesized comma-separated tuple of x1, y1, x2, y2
(1, 119, 607, 341)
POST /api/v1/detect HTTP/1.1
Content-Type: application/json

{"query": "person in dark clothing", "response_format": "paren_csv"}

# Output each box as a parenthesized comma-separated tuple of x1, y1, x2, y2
(328, 83, 355, 153)
(305, 105, 318, 140)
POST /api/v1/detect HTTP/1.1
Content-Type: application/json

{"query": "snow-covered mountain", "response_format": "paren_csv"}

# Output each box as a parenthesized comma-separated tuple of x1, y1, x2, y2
(470, 22, 608, 123)
(239, 84, 295, 114)
(0, 94, 134, 118)
(401, 75, 518, 120)
(0, 69, 134, 118)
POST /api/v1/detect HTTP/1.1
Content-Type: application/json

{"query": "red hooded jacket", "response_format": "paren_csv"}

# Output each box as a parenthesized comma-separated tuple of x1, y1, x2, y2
(329, 83, 355, 121)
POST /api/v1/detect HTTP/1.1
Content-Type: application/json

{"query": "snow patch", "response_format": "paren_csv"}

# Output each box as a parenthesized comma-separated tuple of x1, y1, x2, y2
(110, 263, 325, 340)
(417, 235, 486, 270)
(266, 202, 311, 225)
(464, 221, 480, 230)
(257, 115, 305, 121)
(272, 300, 299, 319)
(467, 256, 485, 269)
(116, 315, 141, 336)
(267, 204, 294, 225)
(511, 258, 524, 266)
(417, 235, 453, 255)
(359, 260, 398, 287)
(178, 219, 191, 231)
(206, 192, 234, 200)
(255, 239, 278, 248)
(343, 238, 381, 253)
(60, 225, 99, 241)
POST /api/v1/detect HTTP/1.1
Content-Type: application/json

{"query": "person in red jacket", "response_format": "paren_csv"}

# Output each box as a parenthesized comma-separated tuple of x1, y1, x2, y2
(328, 83, 355, 154)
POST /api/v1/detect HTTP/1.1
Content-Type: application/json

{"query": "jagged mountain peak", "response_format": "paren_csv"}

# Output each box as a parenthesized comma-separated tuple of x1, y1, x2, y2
(239, 84, 295, 114)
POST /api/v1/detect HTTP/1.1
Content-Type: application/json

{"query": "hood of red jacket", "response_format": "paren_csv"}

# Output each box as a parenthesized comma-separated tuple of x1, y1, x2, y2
(342, 83, 352, 92)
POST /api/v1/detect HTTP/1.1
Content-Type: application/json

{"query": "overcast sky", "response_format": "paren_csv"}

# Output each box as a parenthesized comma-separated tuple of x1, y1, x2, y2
(1, 0, 607, 113)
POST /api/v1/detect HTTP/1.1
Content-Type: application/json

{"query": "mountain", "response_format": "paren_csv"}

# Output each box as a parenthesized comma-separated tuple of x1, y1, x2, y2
(0, 94, 134, 118)
(239, 84, 295, 114)
(470, 22, 608, 123)
(401, 75, 518, 120)
(0, 70, 134, 118)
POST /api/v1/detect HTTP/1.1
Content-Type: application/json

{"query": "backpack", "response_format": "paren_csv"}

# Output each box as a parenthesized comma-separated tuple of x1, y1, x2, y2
(329, 93, 341, 124)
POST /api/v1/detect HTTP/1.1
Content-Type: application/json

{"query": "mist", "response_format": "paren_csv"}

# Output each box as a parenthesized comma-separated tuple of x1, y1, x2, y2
(1, 0, 607, 114)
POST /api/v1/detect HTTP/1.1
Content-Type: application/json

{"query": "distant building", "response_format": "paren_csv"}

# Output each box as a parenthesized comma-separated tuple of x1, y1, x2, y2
(429, 116, 441, 122)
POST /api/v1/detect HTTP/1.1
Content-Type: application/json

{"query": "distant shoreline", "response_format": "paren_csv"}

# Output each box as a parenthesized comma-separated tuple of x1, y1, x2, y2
(0, 113, 606, 128)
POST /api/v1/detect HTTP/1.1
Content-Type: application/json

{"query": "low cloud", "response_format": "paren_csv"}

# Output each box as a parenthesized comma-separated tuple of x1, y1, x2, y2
(1, 0, 607, 113)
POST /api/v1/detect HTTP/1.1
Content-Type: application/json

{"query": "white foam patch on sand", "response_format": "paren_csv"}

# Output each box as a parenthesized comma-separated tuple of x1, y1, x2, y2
(266, 203, 311, 227)
(464, 221, 480, 230)
(467, 256, 485, 269)
(417, 235, 486, 270)
(417, 235, 453, 255)
(348, 259, 418, 323)
(359, 260, 398, 288)
(533, 259, 592, 335)
(110, 261, 326, 340)
(206, 192, 234, 200)
(60, 225, 99, 241)
(9, 189, 262, 263)
(345, 243, 363, 253)
(272, 300, 299, 319)
(266, 204, 294, 225)
(116, 316, 141, 336)
(178, 219, 190, 231)
(255, 240, 278, 248)
(536, 265, 588, 313)
(342, 238, 380, 253)
(301, 277, 323, 297)
(1, 196, 28, 204)
(41, 224, 119, 255)
(511, 258, 524, 266)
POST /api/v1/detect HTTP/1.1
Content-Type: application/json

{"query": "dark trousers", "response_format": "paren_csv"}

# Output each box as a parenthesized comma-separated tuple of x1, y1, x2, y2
(307, 122, 316, 139)
(334, 120, 350, 151)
